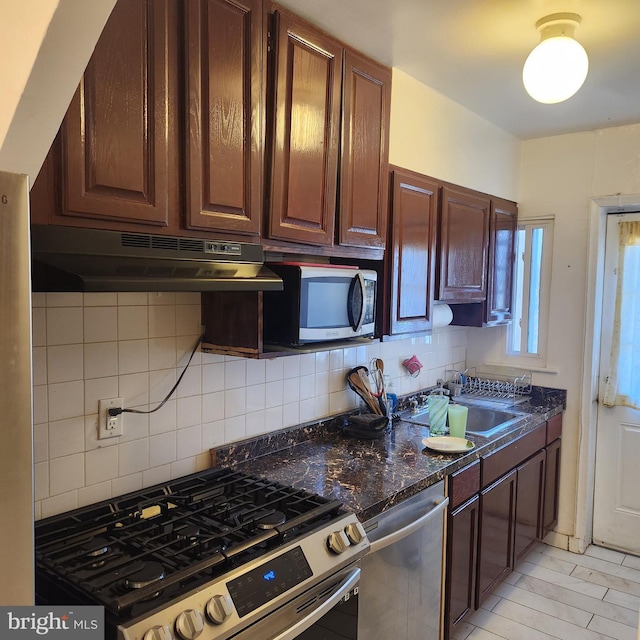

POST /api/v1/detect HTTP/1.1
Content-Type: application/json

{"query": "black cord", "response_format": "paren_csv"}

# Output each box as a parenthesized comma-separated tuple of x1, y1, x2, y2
(108, 333, 205, 417)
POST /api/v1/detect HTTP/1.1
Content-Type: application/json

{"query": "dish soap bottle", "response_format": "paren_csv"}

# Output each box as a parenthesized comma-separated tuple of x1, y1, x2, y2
(385, 377, 398, 416)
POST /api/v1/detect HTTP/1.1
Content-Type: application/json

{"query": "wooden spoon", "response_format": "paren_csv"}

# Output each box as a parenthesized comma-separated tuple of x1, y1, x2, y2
(373, 358, 388, 414)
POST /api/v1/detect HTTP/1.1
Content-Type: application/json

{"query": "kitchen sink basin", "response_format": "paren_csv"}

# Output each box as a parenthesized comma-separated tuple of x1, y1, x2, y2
(402, 402, 523, 437)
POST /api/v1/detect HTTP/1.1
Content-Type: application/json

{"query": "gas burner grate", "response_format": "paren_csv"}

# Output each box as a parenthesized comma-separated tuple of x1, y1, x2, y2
(35, 468, 344, 617)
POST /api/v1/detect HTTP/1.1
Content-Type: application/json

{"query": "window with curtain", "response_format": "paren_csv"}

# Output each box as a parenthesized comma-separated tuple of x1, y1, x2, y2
(603, 220, 640, 409)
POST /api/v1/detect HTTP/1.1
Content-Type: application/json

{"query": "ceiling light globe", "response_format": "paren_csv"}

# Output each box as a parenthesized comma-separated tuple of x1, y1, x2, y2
(523, 36, 589, 104)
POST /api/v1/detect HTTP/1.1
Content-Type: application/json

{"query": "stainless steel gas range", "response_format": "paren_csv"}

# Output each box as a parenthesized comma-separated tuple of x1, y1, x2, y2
(35, 468, 368, 640)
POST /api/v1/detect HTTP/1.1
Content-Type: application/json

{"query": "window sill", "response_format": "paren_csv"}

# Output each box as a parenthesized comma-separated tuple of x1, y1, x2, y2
(483, 361, 559, 375)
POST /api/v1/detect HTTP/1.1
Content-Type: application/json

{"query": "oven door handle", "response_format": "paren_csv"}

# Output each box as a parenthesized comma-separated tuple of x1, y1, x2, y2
(368, 496, 449, 554)
(269, 567, 360, 640)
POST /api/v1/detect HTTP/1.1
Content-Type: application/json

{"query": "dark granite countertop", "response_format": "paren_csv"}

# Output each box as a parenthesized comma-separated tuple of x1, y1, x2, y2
(212, 386, 566, 523)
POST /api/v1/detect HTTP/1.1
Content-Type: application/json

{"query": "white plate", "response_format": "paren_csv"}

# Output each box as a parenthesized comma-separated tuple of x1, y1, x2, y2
(422, 436, 474, 453)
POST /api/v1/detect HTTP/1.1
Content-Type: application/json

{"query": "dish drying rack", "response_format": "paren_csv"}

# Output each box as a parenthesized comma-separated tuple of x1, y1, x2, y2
(447, 367, 532, 400)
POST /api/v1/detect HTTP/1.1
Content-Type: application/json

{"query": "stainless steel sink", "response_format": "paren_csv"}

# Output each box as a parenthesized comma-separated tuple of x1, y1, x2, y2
(402, 402, 523, 437)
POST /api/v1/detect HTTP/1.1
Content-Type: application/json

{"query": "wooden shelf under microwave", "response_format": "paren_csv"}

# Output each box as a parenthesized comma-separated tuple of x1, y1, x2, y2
(201, 291, 378, 358)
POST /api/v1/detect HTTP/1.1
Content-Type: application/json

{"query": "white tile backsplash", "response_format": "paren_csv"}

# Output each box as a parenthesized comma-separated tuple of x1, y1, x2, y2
(85, 446, 119, 486)
(149, 432, 176, 467)
(224, 387, 246, 418)
(177, 425, 202, 459)
(149, 337, 178, 371)
(34, 293, 468, 518)
(47, 307, 83, 345)
(149, 305, 176, 339)
(32, 307, 46, 347)
(84, 306, 118, 343)
(48, 380, 84, 422)
(48, 416, 85, 459)
(246, 359, 266, 386)
(49, 453, 84, 496)
(84, 341, 118, 379)
(224, 360, 246, 389)
(118, 339, 149, 374)
(118, 438, 149, 476)
(78, 482, 112, 508)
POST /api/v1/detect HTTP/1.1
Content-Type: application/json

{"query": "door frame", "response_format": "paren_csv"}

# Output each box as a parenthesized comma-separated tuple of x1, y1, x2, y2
(574, 194, 640, 553)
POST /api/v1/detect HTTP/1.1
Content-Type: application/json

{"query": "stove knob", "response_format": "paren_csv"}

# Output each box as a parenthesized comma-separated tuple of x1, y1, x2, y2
(143, 625, 173, 640)
(344, 521, 366, 545)
(327, 530, 350, 554)
(206, 594, 233, 625)
(175, 609, 204, 640)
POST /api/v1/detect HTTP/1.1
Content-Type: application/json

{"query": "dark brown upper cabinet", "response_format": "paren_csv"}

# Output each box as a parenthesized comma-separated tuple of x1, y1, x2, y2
(451, 196, 517, 326)
(380, 167, 438, 337)
(266, 8, 391, 255)
(185, 0, 263, 236)
(437, 185, 491, 302)
(266, 8, 342, 247)
(31, 0, 390, 264)
(54, 0, 180, 230)
(338, 50, 391, 250)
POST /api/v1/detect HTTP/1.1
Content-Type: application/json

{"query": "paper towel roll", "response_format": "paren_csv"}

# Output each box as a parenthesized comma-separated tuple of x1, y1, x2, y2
(432, 303, 453, 328)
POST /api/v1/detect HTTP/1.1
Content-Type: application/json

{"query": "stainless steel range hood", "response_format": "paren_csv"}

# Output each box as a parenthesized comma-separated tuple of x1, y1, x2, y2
(31, 226, 283, 293)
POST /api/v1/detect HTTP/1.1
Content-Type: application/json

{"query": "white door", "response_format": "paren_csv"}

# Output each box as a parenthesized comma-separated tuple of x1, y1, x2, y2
(593, 212, 640, 554)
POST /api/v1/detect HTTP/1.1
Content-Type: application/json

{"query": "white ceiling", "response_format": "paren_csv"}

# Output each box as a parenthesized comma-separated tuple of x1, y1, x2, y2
(274, 0, 640, 140)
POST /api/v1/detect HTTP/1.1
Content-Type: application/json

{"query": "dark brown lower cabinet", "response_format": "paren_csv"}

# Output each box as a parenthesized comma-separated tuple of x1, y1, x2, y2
(477, 468, 517, 606)
(446, 495, 479, 636)
(514, 450, 546, 565)
(444, 414, 563, 639)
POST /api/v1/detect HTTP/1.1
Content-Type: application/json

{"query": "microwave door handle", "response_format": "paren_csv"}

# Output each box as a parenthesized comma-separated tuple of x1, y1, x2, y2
(348, 272, 366, 332)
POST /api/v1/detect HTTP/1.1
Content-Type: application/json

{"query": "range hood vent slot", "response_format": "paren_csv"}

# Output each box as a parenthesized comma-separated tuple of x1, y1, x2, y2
(178, 238, 204, 252)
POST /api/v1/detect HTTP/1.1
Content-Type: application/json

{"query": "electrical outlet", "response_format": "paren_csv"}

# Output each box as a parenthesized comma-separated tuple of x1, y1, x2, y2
(98, 398, 124, 439)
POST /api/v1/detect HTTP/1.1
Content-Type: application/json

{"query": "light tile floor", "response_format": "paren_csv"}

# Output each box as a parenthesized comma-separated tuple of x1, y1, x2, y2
(454, 542, 640, 640)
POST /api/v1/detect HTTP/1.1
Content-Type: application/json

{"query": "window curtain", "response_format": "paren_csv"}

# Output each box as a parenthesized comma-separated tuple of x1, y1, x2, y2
(603, 220, 640, 409)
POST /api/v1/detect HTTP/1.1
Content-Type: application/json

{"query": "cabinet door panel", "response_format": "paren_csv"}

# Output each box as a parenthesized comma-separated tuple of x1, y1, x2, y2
(477, 469, 516, 606)
(388, 169, 438, 335)
(514, 451, 546, 565)
(338, 50, 391, 248)
(446, 495, 479, 638)
(63, 0, 178, 227)
(486, 197, 517, 323)
(438, 186, 490, 302)
(543, 438, 561, 536)
(186, 0, 262, 235)
(268, 11, 342, 246)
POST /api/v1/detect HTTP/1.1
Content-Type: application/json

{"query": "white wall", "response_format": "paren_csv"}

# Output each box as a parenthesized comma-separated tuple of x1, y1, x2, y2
(389, 69, 521, 201)
(467, 122, 640, 544)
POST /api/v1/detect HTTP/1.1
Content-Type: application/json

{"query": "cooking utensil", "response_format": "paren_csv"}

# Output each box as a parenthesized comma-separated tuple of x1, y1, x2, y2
(347, 371, 383, 415)
(359, 368, 375, 397)
(371, 358, 388, 415)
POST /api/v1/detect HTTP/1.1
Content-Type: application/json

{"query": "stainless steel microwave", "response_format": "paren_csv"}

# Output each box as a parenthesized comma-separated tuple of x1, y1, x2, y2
(263, 264, 377, 346)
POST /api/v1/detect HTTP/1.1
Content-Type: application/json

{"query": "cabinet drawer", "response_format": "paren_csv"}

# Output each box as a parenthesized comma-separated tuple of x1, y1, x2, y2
(448, 460, 480, 510)
(481, 424, 546, 489)
(546, 413, 563, 444)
